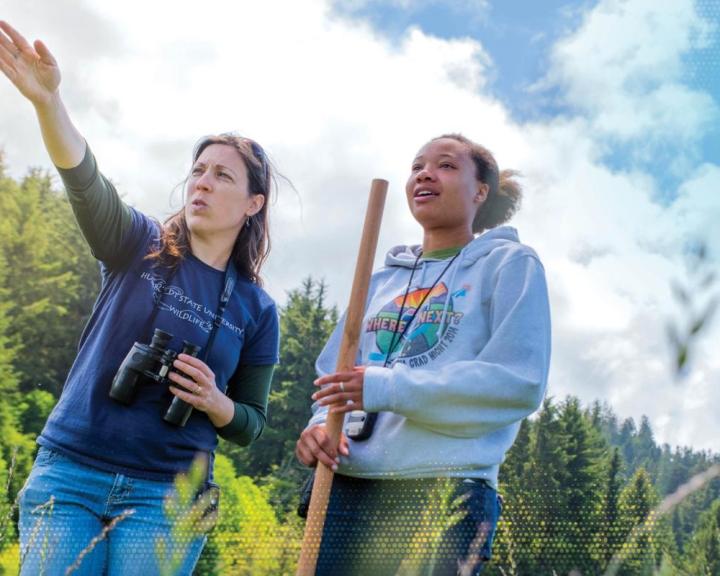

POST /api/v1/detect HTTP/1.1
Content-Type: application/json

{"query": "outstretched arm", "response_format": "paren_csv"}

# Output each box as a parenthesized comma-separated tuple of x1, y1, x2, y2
(0, 21, 136, 263)
(0, 20, 85, 168)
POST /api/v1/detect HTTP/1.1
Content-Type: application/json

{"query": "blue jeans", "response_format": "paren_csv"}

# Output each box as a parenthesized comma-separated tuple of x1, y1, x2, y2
(18, 447, 208, 575)
(316, 475, 502, 576)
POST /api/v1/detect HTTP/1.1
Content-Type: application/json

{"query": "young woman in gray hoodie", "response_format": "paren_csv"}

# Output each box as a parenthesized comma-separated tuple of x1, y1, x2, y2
(297, 134, 551, 575)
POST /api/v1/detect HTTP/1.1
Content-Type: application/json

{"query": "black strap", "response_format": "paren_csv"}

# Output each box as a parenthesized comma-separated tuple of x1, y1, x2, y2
(383, 250, 460, 367)
(202, 263, 237, 363)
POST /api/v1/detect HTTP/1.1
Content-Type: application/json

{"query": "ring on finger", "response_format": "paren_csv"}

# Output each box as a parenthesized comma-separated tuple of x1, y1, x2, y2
(339, 382, 345, 393)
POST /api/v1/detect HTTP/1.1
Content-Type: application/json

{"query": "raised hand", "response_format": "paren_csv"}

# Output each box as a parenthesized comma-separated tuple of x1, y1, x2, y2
(0, 21, 60, 107)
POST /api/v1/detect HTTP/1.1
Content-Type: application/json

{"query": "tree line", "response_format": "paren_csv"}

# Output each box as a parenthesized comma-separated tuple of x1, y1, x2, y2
(0, 159, 718, 574)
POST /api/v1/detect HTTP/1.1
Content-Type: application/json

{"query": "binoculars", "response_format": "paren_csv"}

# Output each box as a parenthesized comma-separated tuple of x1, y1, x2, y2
(109, 328, 201, 427)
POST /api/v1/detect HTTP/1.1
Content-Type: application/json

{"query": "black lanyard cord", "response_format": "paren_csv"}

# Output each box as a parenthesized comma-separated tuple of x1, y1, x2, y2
(383, 250, 461, 367)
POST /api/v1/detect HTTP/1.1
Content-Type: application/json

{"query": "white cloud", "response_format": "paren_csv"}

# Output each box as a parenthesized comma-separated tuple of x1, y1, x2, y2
(542, 0, 718, 164)
(0, 0, 717, 452)
(334, 0, 490, 17)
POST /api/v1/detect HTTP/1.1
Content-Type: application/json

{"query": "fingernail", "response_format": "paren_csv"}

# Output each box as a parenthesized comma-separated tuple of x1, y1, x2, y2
(335, 456, 340, 464)
(331, 463, 338, 471)
(311, 393, 317, 400)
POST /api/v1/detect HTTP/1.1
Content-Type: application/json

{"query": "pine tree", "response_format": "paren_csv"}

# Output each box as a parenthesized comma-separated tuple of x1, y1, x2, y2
(681, 499, 720, 575)
(0, 247, 19, 398)
(492, 418, 532, 573)
(557, 396, 604, 575)
(616, 467, 661, 575)
(634, 415, 660, 478)
(2, 169, 99, 395)
(593, 447, 624, 569)
(520, 398, 568, 574)
(619, 417, 637, 478)
(500, 417, 531, 499)
(0, 168, 20, 399)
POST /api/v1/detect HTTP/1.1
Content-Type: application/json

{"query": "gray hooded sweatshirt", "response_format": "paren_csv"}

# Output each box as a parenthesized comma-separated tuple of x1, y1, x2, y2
(308, 226, 551, 488)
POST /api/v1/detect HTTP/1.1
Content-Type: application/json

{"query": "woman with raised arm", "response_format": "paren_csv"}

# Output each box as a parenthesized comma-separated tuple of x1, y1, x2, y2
(0, 21, 279, 575)
(296, 133, 551, 574)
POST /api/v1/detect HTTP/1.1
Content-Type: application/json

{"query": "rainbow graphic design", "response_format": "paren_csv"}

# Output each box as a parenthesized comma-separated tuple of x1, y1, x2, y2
(366, 282, 467, 363)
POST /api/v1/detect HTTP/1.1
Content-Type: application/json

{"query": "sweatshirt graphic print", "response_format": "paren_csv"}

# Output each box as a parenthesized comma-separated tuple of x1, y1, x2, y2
(367, 281, 467, 368)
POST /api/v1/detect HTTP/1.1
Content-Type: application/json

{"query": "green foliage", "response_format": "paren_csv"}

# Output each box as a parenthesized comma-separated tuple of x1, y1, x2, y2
(155, 456, 217, 576)
(219, 277, 337, 513)
(594, 447, 625, 565)
(0, 255, 19, 399)
(0, 403, 35, 502)
(672, 473, 720, 556)
(667, 241, 718, 377)
(257, 278, 336, 473)
(0, 168, 99, 396)
(613, 467, 662, 574)
(558, 396, 605, 574)
(17, 390, 55, 437)
(488, 398, 716, 576)
(198, 454, 285, 575)
(0, 542, 19, 575)
(681, 499, 720, 575)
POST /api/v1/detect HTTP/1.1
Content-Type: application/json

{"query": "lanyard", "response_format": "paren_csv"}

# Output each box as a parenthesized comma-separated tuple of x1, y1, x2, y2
(383, 250, 460, 367)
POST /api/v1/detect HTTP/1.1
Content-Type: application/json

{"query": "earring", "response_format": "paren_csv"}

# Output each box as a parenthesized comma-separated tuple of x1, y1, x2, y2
(245, 216, 252, 229)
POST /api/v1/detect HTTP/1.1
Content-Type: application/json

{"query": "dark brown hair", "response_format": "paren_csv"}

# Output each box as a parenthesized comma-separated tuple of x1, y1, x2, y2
(433, 133, 522, 233)
(146, 133, 273, 285)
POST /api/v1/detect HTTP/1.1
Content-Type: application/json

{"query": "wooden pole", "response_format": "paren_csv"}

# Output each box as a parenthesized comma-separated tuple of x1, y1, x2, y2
(296, 179, 388, 576)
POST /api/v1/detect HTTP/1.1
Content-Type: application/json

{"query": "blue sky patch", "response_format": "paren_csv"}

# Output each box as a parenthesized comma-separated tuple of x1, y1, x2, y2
(331, 0, 719, 197)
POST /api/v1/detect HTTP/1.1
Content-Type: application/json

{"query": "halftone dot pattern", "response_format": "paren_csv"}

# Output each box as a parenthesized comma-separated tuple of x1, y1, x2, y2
(18, 499, 207, 575)
(16, 449, 208, 575)
(312, 476, 500, 576)
(14, 483, 680, 574)
(690, 0, 720, 91)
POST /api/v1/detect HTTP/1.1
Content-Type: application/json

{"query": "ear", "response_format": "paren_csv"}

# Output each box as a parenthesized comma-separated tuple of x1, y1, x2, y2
(246, 194, 265, 217)
(475, 182, 489, 204)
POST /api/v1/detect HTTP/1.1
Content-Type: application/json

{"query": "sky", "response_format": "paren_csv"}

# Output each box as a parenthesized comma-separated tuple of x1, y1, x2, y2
(1, 0, 719, 453)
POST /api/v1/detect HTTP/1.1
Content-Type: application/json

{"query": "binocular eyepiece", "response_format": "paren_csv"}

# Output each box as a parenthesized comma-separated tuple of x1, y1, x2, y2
(109, 328, 202, 427)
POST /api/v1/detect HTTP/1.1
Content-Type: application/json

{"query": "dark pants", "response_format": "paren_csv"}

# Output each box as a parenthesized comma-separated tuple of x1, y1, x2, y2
(316, 475, 501, 576)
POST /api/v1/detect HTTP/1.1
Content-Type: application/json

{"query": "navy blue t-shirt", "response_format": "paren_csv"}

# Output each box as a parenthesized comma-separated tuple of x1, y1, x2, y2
(39, 207, 279, 480)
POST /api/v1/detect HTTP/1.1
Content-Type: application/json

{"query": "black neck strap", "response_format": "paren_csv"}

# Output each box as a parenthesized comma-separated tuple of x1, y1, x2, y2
(202, 263, 237, 363)
(384, 250, 460, 367)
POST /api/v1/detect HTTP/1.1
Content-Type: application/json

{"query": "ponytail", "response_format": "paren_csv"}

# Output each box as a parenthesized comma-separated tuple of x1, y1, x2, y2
(433, 133, 522, 232)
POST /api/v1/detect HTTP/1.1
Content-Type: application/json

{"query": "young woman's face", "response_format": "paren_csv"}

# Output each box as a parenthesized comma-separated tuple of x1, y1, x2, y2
(184, 143, 264, 240)
(405, 138, 487, 232)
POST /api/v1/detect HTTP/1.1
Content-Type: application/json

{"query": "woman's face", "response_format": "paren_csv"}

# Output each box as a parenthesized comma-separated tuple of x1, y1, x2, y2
(184, 143, 264, 241)
(405, 138, 487, 232)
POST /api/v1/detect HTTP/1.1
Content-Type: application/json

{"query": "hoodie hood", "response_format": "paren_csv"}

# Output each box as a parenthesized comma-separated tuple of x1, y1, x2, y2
(384, 226, 521, 269)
